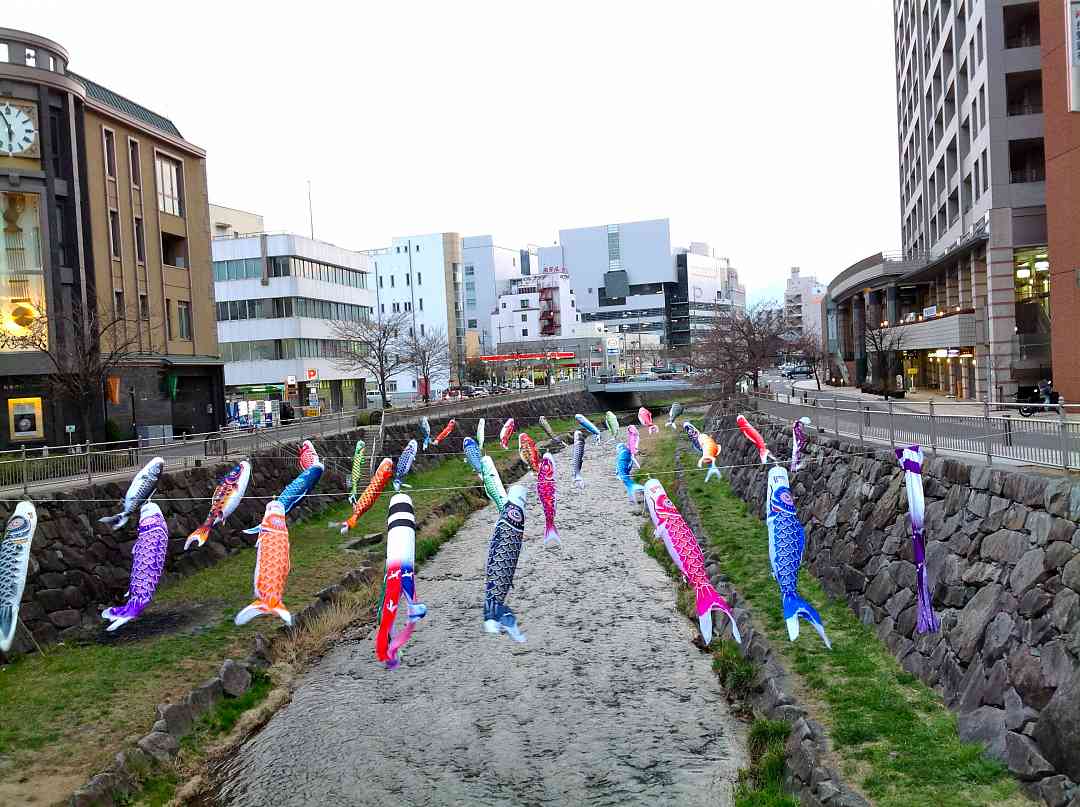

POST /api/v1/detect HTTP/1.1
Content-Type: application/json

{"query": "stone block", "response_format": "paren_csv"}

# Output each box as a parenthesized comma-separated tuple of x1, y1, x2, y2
(1063, 554, 1080, 594)
(1006, 731, 1055, 780)
(156, 702, 193, 739)
(950, 583, 1003, 662)
(220, 659, 252, 697)
(957, 706, 1008, 761)
(48, 608, 81, 629)
(1038, 775, 1074, 807)
(1046, 540, 1076, 571)
(1010, 645, 1057, 710)
(1010, 549, 1048, 594)
(137, 731, 178, 764)
(981, 530, 1027, 564)
(1026, 511, 1054, 546)
(186, 677, 224, 716)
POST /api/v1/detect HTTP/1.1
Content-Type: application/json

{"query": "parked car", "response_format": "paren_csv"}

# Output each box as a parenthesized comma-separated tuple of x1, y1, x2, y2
(784, 365, 813, 379)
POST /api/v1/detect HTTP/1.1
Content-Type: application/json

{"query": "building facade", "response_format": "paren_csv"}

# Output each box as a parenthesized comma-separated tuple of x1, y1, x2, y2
(671, 243, 747, 355)
(209, 203, 263, 240)
(1039, 0, 1080, 401)
(489, 270, 581, 346)
(0, 28, 223, 447)
(461, 235, 526, 353)
(367, 233, 463, 397)
(212, 231, 372, 411)
(890, 1, 1050, 399)
(784, 266, 826, 340)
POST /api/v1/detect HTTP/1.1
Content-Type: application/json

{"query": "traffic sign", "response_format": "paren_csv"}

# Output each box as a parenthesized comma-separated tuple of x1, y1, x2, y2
(306, 369, 318, 381)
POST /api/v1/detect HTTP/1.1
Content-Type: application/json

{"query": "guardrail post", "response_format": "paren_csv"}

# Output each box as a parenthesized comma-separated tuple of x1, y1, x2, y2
(928, 400, 937, 456)
(858, 402, 865, 451)
(832, 396, 839, 437)
(21, 445, 28, 494)
(1059, 407, 1071, 471)
(983, 400, 993, 466)
(887, 399, 895, 448)
(85, 440, 93, 487)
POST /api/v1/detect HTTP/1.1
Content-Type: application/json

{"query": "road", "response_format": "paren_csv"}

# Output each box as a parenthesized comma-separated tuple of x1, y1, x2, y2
(756, 372, 1079, 470)
(209, 437, 746, 806)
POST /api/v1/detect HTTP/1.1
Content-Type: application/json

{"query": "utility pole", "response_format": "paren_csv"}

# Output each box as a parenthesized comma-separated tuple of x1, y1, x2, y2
(307, 180, 315, 239)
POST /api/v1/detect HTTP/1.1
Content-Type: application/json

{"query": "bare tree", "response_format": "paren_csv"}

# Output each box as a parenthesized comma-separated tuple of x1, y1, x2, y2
(692, 301, 793, 392)
(403, 326, 451, 403)
(465, 357, 489, 385)
(0, 302, 145, 440)
(328, 312, 409, 408)
(863, 323, 907, 396)
(792, 329, 828, 391)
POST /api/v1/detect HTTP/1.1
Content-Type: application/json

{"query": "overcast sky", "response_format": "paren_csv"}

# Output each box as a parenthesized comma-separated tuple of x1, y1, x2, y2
(11, 1, 900, 304)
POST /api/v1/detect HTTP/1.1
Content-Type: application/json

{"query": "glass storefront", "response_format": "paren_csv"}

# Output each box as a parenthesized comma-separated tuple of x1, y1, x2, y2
(0, 191, 46, 350)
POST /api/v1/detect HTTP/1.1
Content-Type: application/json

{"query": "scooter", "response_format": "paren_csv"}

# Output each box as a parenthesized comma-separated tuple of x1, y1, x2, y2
(1016, 381, 1061, 417)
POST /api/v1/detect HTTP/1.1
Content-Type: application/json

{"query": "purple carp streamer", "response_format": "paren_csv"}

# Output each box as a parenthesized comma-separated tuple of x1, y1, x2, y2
(790, 418, 809, 473)
(895, 445, 940, 634)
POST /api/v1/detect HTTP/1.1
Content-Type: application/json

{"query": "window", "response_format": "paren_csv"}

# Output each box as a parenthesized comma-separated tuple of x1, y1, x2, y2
(419, 298, 423, 311)
(521, 313, 528, 322)
(390, 275, 395, 288)
(114, 290, 124, 319)
(467, 318, 477, 328)
(134, 216, 145, 263)
(108, 210, 122, 258)
(521, 328, 528, 336)
(420, 323, 425, 335)
(155, 154, 183, 216)
(380, 303, 385, 314)
(415, 244, 420, 252)
(379, 274, 383, 288)
(24, 48, 35, 67)
(501, 302, 507, 309)
(0, 45, 7, 62)
(465, 265, 474, 276)
(139, 294, 150, 320)
(177, 300, 192, 340)
(128, 140, 141, 186)
(417, 272, 422, 285)
(48, 55, 55, 71)
(404, 301, 411, 312)
(103, 130, 117, 178)
(166, 299, 174, 338)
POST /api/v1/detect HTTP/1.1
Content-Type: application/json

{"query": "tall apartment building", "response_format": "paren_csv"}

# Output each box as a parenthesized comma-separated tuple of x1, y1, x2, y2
(1039, 0, 1080, 402)
(885, 1, 1050, 398)
(367, 233, 464, 397)
(0, 28, 222, 446)
(671, 242, 747, 354)
(212, 228, 373, 411)
(784, 266, 826, 340)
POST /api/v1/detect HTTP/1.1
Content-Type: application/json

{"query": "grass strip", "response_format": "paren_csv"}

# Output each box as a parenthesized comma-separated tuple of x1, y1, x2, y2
(646, 431, 1023, 807)
(0, 416, 581, 799)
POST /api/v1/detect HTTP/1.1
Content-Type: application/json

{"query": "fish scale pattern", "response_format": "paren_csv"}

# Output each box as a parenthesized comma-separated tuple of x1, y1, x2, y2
(483, 502, 524, 622)
(349, 441, 366, 501)
(518, 433, 540, 473)
(0, 515, 32, 603)
(536, 456, 558, 542)
(345, 459, 393, 530)
(254, 512, 291, 607)
(684, 422, 702, 452)
(768, 485, 805, 595)
(654, 496, 714, 599)
(128, 515, 169, 607)
(463, 438, 483, 475)
(572, 431, 586, 485)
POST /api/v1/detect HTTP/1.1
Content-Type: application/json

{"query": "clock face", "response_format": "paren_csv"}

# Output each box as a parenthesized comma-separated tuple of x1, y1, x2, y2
(0, 103, 37, 156)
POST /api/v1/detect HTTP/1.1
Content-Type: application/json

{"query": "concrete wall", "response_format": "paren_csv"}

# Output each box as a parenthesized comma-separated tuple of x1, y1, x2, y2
(716, 414, 1080, 797)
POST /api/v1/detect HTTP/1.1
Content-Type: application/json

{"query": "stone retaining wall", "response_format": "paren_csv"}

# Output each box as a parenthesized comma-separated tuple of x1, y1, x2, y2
(715, 414, 1080, 805)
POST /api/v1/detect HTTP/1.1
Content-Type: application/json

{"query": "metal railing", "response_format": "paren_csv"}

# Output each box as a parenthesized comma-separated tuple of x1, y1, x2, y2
(751, 391, 1080, 470)
(0, 384, 575, 496)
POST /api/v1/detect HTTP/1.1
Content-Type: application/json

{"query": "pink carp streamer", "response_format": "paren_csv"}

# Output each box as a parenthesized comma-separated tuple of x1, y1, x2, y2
(896, 445, 940, 634)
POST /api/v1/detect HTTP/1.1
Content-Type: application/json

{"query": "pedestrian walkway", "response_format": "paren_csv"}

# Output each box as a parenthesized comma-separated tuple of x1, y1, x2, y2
(211, 437, 746, 807)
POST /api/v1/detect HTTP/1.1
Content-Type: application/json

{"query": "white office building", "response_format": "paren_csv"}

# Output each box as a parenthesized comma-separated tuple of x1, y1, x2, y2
(366, 233, 464, 397)
(212, 230, 374, 411)
(784, 266, 826, 340)
(461, 235, 529, 353)
(490, 270, 583, 346)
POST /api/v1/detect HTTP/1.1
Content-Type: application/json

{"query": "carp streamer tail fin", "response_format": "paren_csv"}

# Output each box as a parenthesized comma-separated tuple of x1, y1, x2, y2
(704, 463, 720, 482)
(782, 591, 831, 649)
(696, 588, 742, 646)
(102, 599, 144, 632)
(98, 513, 128, 530)
(915, 564, 941, 634)
(543, 525, 561, 548)
(184, 525, 210, 550)
(235, 599, 291, 626)
(0, 605, 15, 651)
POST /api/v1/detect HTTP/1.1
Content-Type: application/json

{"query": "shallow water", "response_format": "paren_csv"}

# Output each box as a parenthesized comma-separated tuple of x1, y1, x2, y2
(211, 440, 745, 806)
